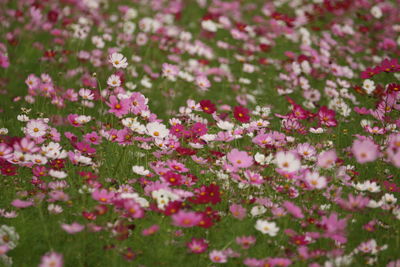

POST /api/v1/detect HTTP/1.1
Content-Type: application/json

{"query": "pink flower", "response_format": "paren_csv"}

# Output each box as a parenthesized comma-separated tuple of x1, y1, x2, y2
(106, 95, 130, 118)
(172, 210, 202, 228)
(227, 149, 253, 168)
(352, 139, 379, 164)
(229, 204, 247, 220)
(236, 235, 256, 249)
(83, 131, 102, 145)
(317, 149, 337, 168)
(142, 224, 159, 236)
(196, 76, 211, 91)
(209, 250, 227, 263)
(61, 222, 84, 234)
(282, 201, 304, 219)
(123, 199, 144, 218)
(162, 63, 179, 78)
(92, 189, 115, 204)
(320, 213, 348, 244)
(0, 244, 10, 256)
(187, 238, 208, 254)
(11, 199, 33, 208)
(39, 251, 63, 267)
(337, 194, 369, 211)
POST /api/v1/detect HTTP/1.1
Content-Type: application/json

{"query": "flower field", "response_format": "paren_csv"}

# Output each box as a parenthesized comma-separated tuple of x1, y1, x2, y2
(0, 0, 400, 266)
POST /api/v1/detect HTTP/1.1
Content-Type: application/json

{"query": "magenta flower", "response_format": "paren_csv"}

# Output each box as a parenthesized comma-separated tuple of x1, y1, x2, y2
(227, 149, 253, 168)
(171, 210, 202, 228)
(352, 138, 379, 164)
(83, 131, 102, 145)
(76, 142, 96, 154)
(191, 122, 208, 136)
(317, 106, 337, 127)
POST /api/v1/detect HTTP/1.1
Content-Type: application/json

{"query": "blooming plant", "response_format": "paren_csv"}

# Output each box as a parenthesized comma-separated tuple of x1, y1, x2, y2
(0, 0, 399, 266)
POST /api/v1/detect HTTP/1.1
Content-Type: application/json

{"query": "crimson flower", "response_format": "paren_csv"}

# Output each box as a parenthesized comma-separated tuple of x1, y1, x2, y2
(233, 106, 250, 123)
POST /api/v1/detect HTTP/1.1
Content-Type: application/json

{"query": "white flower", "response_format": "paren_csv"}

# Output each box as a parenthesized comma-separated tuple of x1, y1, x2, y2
(78, 88, 94, 100)
(26, 119, 47, 138)
(28, 154, 48, 165)
(201, 20, 218, 32)
(367, 200, 382, 208)
(146, 122, 169, 139)
(49, 169, 67, 179)
(107, 74, 121, 87)
(0, 225, 19, 249)
(76, 115, 91, 124)
(124, 8, 138, 20)
(151, 189, 179, 210)
(305, 172, 327, 189)
(77, 154, 92, 165)
(360, 119, 373, 128)
(275, 151, 301, 173)
(243, 63, 255, 73)
(370, 6, 382, 19)
(0, 128, 8, 135)
(132, 165, 150, 176)
(48, 204, 63, 214)
(363, 79, 375, 94)
(250, 206, 267, 217)
(320, 204, 331, 210)
(254, 152, 273, 165)
(200, 134, 216, 142)
(309, 127, 325, 134)
(255, 219, 279, 236)
(355, 181, 380, 193)
(217, 121, 234, 131)
(381, 193, 397, 204)
(109, 52, 128, 69)
(123, 21, 136, 34)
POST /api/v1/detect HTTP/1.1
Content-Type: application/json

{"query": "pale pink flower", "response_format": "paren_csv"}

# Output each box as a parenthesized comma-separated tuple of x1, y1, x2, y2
(317, 149, 337, 168)
(352, 139, 379, 164)
(39, 251, 63, 267)
(227, 149, 253, 168)
(61, 222, 84, 234)
(172, 210, 202, 228)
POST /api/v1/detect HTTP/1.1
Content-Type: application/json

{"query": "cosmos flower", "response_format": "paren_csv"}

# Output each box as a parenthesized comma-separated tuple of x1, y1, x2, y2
(275, 151, 301, 173)
(107, 74, 121, 87)
(109, 52, 128, 69)
(61, 222, 84, 234)
(352, 138, 379, 164)
(255, 219, 279, 236)
(227, 149, 253, 168)
(172, 210, 202, 228)
(39, 252, 63, 267)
